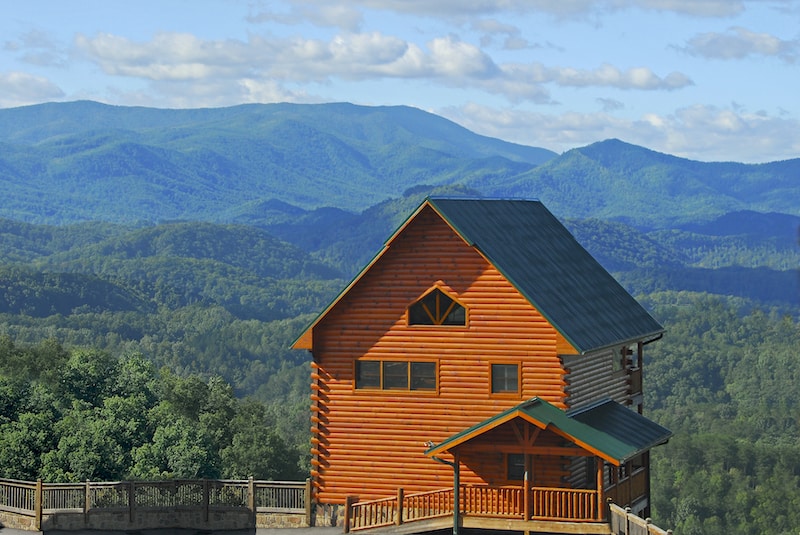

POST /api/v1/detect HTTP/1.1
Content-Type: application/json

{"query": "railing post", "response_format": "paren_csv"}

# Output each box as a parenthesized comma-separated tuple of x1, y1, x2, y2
(84, 479, 91, 526)
(596, 459, 605, 521)
(203, 479, 210, 523)
(625, 506, 632, 535)
(396, 488, 404, 526)
(523, 470, 530, 520)
(343, 495, 357, 533)
(128, 481, 135, 524)
(34, 479, 42, 531)
(248, 477, 256, 525)
(305, 478, 313, 526)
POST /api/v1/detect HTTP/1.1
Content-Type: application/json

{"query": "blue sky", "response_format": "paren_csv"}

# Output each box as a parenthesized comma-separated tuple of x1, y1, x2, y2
(2, 0, 799, 163)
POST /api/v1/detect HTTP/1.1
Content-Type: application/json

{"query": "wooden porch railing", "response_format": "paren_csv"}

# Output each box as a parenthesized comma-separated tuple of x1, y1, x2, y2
(345, 484, 602, 532)
(605, 468, 647, 509)
(609, 503, 673, 535)
(530, 486, 598, 521)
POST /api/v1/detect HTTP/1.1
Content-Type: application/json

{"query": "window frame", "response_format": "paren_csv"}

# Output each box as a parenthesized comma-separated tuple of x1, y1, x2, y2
(408, 287, 467, 327)
(489, 362, 521, 397)
(354, 359, 438, 394)
(506, 453, 526, 482)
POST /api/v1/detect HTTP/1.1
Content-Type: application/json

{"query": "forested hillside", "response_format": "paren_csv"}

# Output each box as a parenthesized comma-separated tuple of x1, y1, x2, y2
(0, 101, 554, 223)
(0, 337, 305, 482)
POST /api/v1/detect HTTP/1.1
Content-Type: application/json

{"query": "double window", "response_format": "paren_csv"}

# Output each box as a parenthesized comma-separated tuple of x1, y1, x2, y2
(356, 360, 436, 391)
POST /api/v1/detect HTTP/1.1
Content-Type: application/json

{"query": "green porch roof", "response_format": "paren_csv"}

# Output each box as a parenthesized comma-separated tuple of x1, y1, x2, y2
(424, 397, 672, 465)
(427, 198, 664, 354)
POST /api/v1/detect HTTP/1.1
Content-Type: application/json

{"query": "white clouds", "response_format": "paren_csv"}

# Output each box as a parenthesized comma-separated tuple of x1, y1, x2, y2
(248, 4, 364, 32)
(427, 36, 499, 78)
(71, 29, 691, 104)
(283, 0, 785, 19)
(446, 102, 800, 162)
(545, 64, 692, 90)
(683, 27, 799, 62)
(0, 71, 64, 107)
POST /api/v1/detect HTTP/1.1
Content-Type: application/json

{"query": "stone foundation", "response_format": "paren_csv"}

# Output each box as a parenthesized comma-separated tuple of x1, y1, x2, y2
(1, 508, 318, 532)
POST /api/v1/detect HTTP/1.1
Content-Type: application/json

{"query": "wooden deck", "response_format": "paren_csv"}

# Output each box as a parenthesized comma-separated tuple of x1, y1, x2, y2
(344, 486, 671, 535)
(344, 485, 610, 534)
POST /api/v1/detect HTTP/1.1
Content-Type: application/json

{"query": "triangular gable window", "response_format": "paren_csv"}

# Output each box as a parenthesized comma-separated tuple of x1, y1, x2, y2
(409, 288, 466, 326)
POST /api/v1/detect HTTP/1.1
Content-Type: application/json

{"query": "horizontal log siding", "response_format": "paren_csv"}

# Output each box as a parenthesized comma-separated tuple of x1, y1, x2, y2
(562, 352, 630, 410)
(310, 207, 569, 504)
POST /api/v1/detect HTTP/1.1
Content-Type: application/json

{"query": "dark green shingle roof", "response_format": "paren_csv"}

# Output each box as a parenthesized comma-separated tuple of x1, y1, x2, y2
(425, 397, 672, 464)
(428, 198, 663, 354)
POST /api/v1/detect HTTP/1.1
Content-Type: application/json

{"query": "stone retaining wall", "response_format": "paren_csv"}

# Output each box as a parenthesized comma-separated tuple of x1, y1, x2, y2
(0, 509, 318, 532)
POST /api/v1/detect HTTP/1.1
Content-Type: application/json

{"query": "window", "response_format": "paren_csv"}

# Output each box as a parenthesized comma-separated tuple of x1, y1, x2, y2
(410, 362, 436, 390)
(356, 360, 381, 388)
(355, 360, 437, 391)
(409, 288, 466, 326)
(507, 453, 525, 481)
(612, 346, 630, 373)
(491, 363, 519, 394)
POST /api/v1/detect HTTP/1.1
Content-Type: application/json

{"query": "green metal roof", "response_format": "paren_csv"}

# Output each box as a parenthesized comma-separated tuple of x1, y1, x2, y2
(569, 399, 673, 460)
(427, 198, 664, 354)
(424, 397, 672, 465)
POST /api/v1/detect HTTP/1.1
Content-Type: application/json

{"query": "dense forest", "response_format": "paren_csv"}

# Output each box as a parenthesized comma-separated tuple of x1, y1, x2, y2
(0, 336, 305, 482)
(643, 293, 800, 534)
(2, 101, 800, 534)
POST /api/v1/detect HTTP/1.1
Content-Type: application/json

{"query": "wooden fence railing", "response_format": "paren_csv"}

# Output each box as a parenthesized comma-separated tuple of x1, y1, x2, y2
(530, 486, 598, 521)
(609, 503, 673, 535)
(0, 477, 310, 531)
(345, 485, 605, 532)
(345, 486, 673, 534)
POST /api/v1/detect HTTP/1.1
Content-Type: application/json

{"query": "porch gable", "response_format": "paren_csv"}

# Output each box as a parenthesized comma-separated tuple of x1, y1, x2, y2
(424, 397, 671, 466)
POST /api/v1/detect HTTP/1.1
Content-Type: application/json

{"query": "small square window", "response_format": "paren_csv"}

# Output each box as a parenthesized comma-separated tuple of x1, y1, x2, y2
(491, 363, 519, 393)
(383, 361, 409, 389)
(410, 362, 436, 390)
(356, 361, 380, 388)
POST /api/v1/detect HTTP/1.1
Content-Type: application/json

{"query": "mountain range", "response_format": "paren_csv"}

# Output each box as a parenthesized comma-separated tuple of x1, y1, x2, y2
(1, 101, 799, 231)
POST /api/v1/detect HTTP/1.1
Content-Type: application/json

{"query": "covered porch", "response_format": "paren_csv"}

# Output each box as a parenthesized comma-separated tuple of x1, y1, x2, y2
(345, 398, 671, 534)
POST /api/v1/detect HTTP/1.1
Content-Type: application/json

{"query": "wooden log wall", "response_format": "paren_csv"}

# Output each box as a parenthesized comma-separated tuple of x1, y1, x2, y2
(562, 352, 630, 410)
(307, 206, 575, 504)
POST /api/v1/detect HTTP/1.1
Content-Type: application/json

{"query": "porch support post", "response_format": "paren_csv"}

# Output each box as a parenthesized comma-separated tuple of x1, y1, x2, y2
(596, 458, 605, 521)
(430, 449, 460, 535)
(523, 457, 531, 520)
(453, 451, 461, 535)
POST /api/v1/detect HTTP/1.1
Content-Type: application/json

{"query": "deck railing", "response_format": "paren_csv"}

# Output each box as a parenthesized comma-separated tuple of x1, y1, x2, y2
(0, 477, 310, 531)
(530, 486, 598, 521)
(346, 484, 602, 532)
(609, 503, 673, 535)
(403, 487, 453, 522)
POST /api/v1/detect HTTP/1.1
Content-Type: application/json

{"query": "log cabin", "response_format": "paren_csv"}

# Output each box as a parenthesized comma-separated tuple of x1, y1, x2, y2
(293, 197, 672, 532)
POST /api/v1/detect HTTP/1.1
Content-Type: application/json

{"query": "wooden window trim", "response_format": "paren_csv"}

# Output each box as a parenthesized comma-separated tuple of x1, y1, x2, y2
(408, 287, 468, 328)
(506, 453, 526, 482)
(354, 359, 439, 395)
(489, 362, 521, 398)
